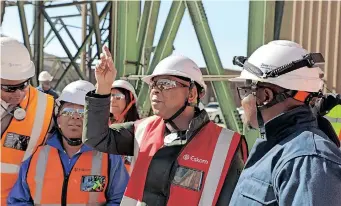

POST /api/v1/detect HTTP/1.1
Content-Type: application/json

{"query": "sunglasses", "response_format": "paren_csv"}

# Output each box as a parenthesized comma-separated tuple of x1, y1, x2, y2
(60, 108, 85, 118)
(111, 93, 125, 100)
(149, 79, 189, 91)
(1, 81, 29, 93)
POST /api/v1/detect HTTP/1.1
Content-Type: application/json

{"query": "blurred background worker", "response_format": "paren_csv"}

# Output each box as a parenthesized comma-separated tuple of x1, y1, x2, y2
(83, 45, 248, 206)
(8, 80, 129, 205)
(109, 80, 140, 124)
(229, 40, 341, 205)
(110, 80, 140, 173)
(36, 71, 59, 99)
(0, 37, 54, 205)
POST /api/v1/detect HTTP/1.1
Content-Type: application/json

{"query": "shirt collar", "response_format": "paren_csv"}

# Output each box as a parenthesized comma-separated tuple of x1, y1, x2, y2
(264, 105, 318, 142)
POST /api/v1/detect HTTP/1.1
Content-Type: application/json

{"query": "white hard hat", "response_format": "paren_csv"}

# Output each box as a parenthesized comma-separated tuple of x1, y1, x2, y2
(112, 80, 138, 101)
(0, 37, 35, 80)
(38, 71, 53, 81)
(57, 80, 95, 106)
(142, 55, 207, 97)
(230, 40, 324, 92)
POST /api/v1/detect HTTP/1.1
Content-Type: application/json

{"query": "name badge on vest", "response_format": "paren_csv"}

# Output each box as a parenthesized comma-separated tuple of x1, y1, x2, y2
(3, 132, 30, 151)
(172, 166, 204, 191)
(81, 175, 106, 192)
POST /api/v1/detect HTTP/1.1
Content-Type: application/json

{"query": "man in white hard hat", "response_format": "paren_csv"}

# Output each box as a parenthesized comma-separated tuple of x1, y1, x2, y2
(7, 80, 129, 205)
(0, 37, 55, 205)
(37, 71, 59, 99)
(229, 40, 341, 205)
(82, 45, 249, 205)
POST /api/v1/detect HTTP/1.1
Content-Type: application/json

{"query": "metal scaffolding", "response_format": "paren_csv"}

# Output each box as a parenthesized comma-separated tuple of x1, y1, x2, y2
(2, 0, 243, 132)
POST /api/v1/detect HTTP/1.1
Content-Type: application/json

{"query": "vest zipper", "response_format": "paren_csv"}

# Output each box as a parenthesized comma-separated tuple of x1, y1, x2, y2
(61, 174, 70, 206)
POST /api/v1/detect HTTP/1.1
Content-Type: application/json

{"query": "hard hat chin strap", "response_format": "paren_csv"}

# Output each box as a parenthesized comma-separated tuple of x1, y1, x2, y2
(62, 136, 82, 146)
(164, 82, 196, 131)
(53, 101, 83, 146)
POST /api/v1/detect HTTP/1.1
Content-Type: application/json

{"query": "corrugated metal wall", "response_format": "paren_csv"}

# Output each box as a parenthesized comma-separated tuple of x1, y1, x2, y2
(279, 0, 341, 93)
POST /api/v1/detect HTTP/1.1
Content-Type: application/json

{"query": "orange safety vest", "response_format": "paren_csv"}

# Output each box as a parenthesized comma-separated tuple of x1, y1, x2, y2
(121, 116, 248, 206)
(27, 145, 108, 205)
(1, 86, 54, 205)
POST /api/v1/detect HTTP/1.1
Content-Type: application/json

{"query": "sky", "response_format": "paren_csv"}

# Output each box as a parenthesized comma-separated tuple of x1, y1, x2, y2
(1, 0, 249, 70)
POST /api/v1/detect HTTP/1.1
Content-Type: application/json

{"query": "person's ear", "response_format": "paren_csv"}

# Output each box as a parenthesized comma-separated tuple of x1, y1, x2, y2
(263, 88, 274, 105)
(188, 86, 198, 104)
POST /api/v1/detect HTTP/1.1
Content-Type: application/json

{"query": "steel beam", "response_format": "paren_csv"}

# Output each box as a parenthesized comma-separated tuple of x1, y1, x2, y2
(44, 19, 58, 45)
(186, 0, 241, 132)
(54, 2, 112, 90)
(33, 1, 44, 86)
(135, 0, 161, 91)
(50, 14, 82, 19)
(109, 1, 118, 59)
(17, 1, 32, 57)
(80, 2, 88, 76)
(44, 1, 98, 8)
(247, 1, 275, 55)
(42, 9, 85, 80)
(91, 1, 102, 58)
(59, 19, 80, 50)
(122, 1, 140, 79)
(137, 0, 185, 117)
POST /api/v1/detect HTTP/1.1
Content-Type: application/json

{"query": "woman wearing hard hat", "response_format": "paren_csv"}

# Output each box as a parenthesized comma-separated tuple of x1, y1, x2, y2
(0, 37, 55, 205)
(109, 80, 139, 124)
(229, 40, 341, 205)
(82, 45, 248, 206)
(7, 80, 129, 205)
(110, 80, 140, 173)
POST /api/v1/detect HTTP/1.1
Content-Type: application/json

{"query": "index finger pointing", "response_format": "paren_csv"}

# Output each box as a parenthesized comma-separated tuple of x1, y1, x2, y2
(102, 45, 112, 58)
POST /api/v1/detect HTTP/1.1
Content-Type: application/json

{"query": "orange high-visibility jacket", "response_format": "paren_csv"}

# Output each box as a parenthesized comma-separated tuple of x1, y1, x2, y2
(27, 145, 108, 205)
(1, 86, 54, 205)
(121, 116, 248, 206)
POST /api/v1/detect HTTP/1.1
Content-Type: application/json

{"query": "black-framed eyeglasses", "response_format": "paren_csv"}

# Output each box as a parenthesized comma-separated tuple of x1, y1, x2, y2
(149, 79, 189, 91)
(60, 108, 85, 118)
(1, 81, 30, 93)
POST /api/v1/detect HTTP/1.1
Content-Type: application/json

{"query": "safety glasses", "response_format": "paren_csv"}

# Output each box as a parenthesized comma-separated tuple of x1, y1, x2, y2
(149, 79, 188, 91)
(111, 93, 125, 100)
(1, 81, 29, 93)
(60, 108, 85, 118)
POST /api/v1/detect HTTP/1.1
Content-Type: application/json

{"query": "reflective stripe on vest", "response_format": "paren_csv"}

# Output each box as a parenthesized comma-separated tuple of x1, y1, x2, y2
(27, 145, 108, 205)
(324, 116, 341, 123)
(122, 117, 246, 206)
(1, 87, 54, 205)
(129, 116, 159, 175)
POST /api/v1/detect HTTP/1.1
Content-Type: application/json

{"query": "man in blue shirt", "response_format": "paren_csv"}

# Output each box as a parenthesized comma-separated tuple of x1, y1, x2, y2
(229, 40, 341, 205)
(36, 71, 59, 99)
(8, 80, 129, 205)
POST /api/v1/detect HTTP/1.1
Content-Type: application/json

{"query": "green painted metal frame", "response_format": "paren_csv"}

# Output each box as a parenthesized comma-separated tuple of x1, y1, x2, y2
(54, 2, 112, 90)
(59, 19, 80, 50)
(33, 1, 44, 86)
(91, 1, 102, 58)
(135, 0, 161, 92)
(114, 1, 139, 80)
(137, 0, 186, 117)
(185, 0, 241, 132)
(42, 9, 85, 80)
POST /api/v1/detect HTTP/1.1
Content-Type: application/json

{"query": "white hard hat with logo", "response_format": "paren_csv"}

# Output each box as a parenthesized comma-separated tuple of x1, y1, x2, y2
(112, 80, 137, 101)
(230, 40, 324, 93)
(1, 37, 35, 80)
(142, 55, 207, 97)
(57, 80, 95, 106)
(38, 71, 53, 81)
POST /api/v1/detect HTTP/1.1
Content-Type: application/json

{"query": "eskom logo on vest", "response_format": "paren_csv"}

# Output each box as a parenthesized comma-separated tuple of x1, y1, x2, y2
(183, 154, 209, 164)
